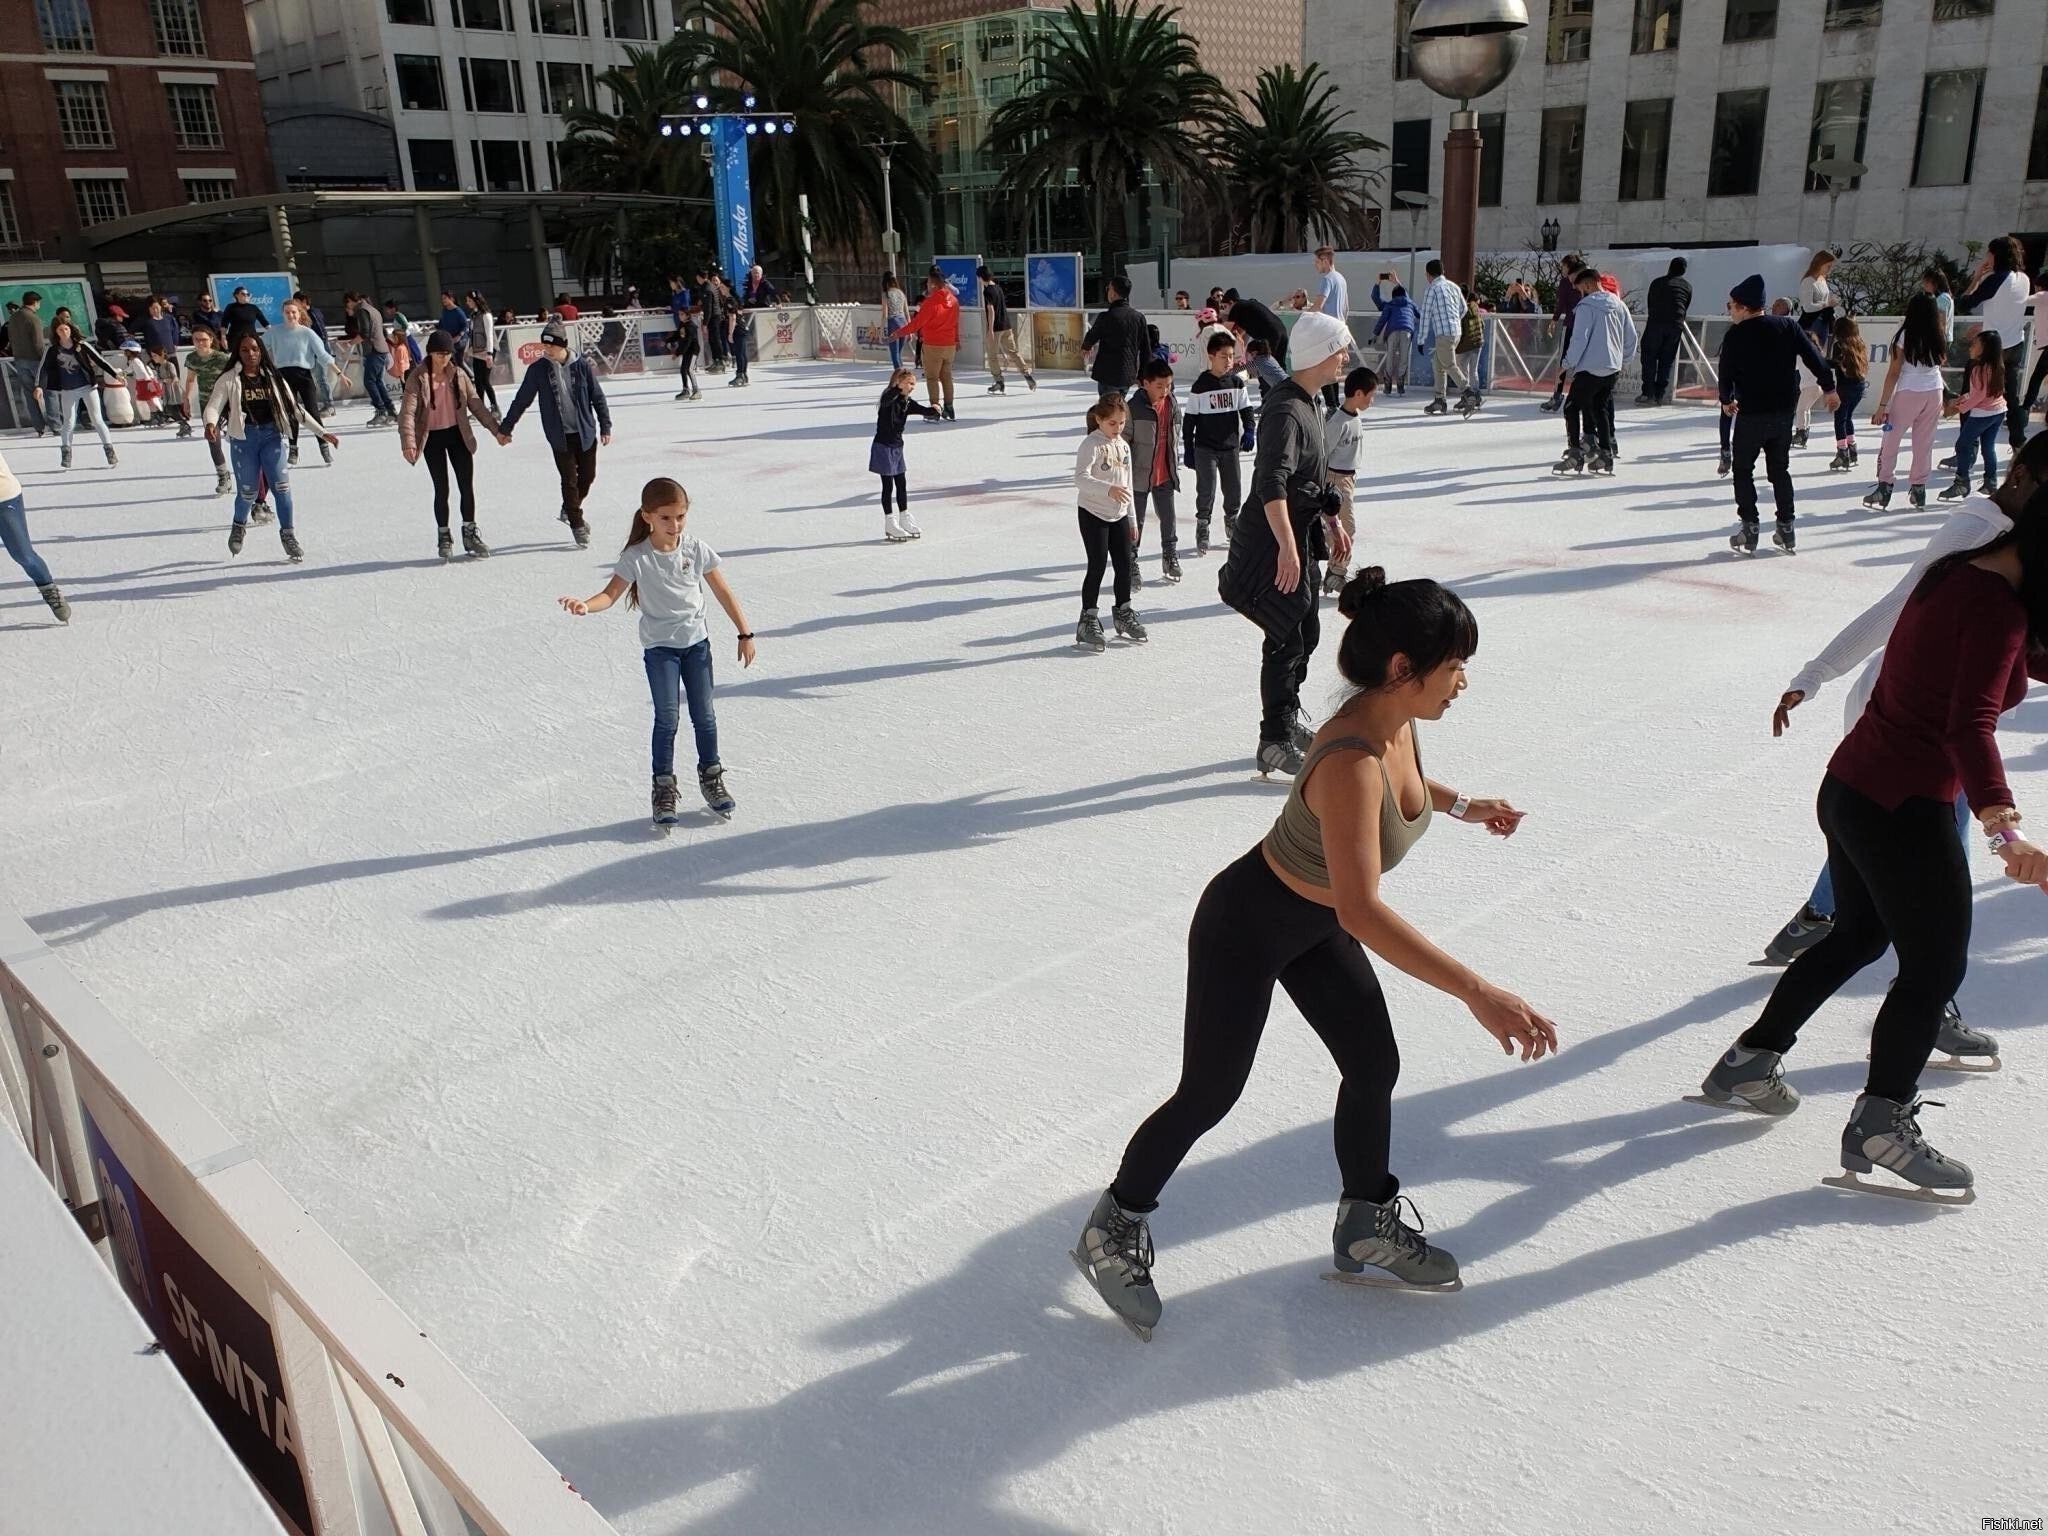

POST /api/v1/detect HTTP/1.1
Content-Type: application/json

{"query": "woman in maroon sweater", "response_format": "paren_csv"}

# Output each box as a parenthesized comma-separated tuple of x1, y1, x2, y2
(1696, 504, 2048, 1199)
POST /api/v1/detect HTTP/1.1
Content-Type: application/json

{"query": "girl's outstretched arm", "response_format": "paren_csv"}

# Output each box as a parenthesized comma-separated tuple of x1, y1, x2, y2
(560, 575, 628, 616)
(704, 568, 757, 667)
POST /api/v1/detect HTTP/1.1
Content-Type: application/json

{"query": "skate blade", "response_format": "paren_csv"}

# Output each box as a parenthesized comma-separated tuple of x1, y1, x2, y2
(1924, 1055, 2001, 1074)
(1679, 1093, 1782, 1116)
(1820, 1172, 1974, 1207)
(1067, 1249, 1153, 1341)
(1323, 1269, 1462, 1294)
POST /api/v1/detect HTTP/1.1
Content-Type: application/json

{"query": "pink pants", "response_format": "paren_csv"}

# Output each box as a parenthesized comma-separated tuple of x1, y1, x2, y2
(1875, 388, 1942, 488)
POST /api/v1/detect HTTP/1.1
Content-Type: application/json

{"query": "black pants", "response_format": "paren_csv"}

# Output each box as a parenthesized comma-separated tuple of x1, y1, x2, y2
(732, 320, 750, 380)
(1260, 577, 1321, 743)
(1133, 485, 1178, 552)
(1077, 508, 1133, 611)
(1564, 371, 1617, 455)
(1732, 410, 1795, 524)
(2001, 342, 2026, 451)
(1740, 776, 1965, 1103)
(1639, 322, 1681, 399)
(1191, 445, 1240, 531)
(877, 473, 906, 514)
(705, 318, 728, 366)
(469, 357, 498, 410)
(423, 426, 476, 528)
(2025, 346, 2048, 410)
(1113, 847, 1400, 1210)
(552, 441, 597, 528)
(278, 366, 325, 429)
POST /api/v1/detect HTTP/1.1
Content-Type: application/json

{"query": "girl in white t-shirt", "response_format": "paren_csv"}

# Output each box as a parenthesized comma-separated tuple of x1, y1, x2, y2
(1073, 391, 1146, 651)
(559, 477, 757, 827)
(1863, 293, 1949, 512)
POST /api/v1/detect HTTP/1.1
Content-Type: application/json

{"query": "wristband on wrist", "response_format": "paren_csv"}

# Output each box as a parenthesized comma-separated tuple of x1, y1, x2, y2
(736, 631, 755, 641)
(1988, 826, 2024, 853)
(1449, 792, 1472, 821)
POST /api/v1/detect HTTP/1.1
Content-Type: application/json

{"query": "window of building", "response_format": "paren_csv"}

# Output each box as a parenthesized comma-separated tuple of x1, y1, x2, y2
(540, 61, 595, 115)
(71, 176, 130, 226)
(606, 0, 653, 38)
(1537, 105, 1585, 203)
(1618, 98, 1672, 201)
(2031, 67, 2048, 181)
(529, 0, 584, 35)
(1547, 0, 1593, 64)
(37, 0, 95, 52)
(1631, 0, 1679, 51)
(387, 0, 434, 21)
(1707, 88, 1768, 195)
(471, 138, 532, 191)
(0, 184, 21, 249)
(183, 173, 235, 202)
(1723, 0, 1775, 41)
(1391, 118, 1431, 198)
(461, 57, 524, 113)
(545, 140, 559, 188)
(165, 82, 223, 148)
(150, 0, 207, 54)
(54, 80, 115, 149)
(394, 54, 446, 110)
(454, 0, 506, 25)
(1393, 0, 1416, 81)
(1805, 78, 1870, 190)
(409, 137, 460, 189)
(1913, 70, 1982, 186)
(1478, 111, 1505, 207)
(1823, 0, 1880, 26)
(1932, 0, 1992, 16)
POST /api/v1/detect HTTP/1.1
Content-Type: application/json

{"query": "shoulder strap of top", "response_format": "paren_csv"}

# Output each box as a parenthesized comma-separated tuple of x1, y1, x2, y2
(1299, 735, 1379, 777)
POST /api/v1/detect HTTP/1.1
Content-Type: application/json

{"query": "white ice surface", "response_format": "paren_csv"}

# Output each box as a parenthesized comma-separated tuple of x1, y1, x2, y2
(4, 366, 2045, 1535)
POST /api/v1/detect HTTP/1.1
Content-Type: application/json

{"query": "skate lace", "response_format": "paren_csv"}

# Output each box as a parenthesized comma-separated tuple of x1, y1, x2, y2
(1891, 1098, 1948, 1159)
(701, 767, 729, 799)
(1104, 1207, 1154, 1286)
(1376, 1195, 1430, 1256)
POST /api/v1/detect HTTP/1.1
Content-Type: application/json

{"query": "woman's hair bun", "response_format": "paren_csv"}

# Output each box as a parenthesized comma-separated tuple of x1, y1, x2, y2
(1337, 566, 1388, 619)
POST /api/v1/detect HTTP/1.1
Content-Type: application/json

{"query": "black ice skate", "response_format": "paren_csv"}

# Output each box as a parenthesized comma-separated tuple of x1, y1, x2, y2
(652, 773, 681, 833)
(1827, 447, 1852, 472)
(699, 763, 736, 820)
(1552, 448, 1584, 476)
(1194, 520, 1211, 557)
(1824, 1095, 1974, 1205)
(1729, 520, 1760, 556)
(1790, 427, 1808, 450)
(1929, 1001, 1999, 1072)
(1862, 482, 1892, 510)
(279, 528, 304, 564)
(1159, 547, 1181, 585)
(1908, 484, 1927, 510)
(227, 522, 245, 557)
(1075, 609, 1107, 652)
(1328, 1195, 1461, 1291)
(1256, 738, 1304, 778)
(461, 522, 490, 558)
(1071, 1189, 1162, 1341)
(1322, 566, 1346, 595)
(1938, 475, 1971, 502)
(1761, 903, 1833, 965)
(1687, 1044, 1800, 1116)
(987, 380, 1006, 394)
(1716, 450, 1731, 477)
(437, 529, 455, 562)
(1456, 389, 1481, 418)
(1772, 519, 1796, 555)
(39, 584, 70, 623)
(214, 467, 232, 497)
(1289, 712, 1314, 754)
(1111, 604, 1148, 643)
(571, 521, 592, 549)
(1423, 398, 1449, 415)
(1586, 451, 1615, 477)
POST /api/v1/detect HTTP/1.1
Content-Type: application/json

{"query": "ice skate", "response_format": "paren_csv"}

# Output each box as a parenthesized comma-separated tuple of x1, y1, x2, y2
(1070, 1188, 1162, 1341)
(698, 763, 735, 821)
(1827, 447, 1851, 472)
(227, 522, 245, 557)
(1159, 547, 1181, 585)
(1423, 398, 1449, 416)
(176, 420, 192, 439)
(1848, 441, 1860, 467)
(1729, 520, 1759, 556)
(941, 405, 956, 421)
(674, 387, 692, 400)
(1586, 452, 1615, 477)
(987, 380, 1006, 394)
(1938, 475, 1970, 502)
(318, 438, 334, 466)
(1761, 903, 1833, 965)
(437, 529, 455, 562)
(1861, 482, 1892, 510)
(1716, 449, 1731, 477)
(213, 467, 233, 497)
(1256, 738, 1304, 778)
(1455, 389, 1481, 419)
(39, 584, 70, 624)
(104, 446, 118, 467)
(899, 508, 921, 539)
(651, 774, 681, 833)
(883, 512, 913, 543)
(1980, 474, 1997, 496)
(288, 443, 300, 466)
(1539, 393, 1562, 414)
(572, 521, 592, 550)
(1128, 561, 1143, 593)
(1790, 427, 1808, 450)
(1025, 373, 1037, 392)
(279, 528, 303, 564)
(461, 523, 490, 559)
(1111, 604, 1148, 644)
(1687, 1044, 1800, 1116)
(251, 500, 274, 524)
(1926, 999, 1999, 1073)
(1290, 710, 1315, 754)
(1772, 519, 1796, 555)
(1937, 453, 1957, 472)
(1327, 1195, 1461, 1292)
(1224, 511, 1237, 541)
(1908, 484, 1927, 510)
(1075, 609, 1107, 652)
(1195, 521, 1211, 557)
(1634, 392, 1654, 407)
(1322, 566, 1346, 595)
(1824, 1095, 1974, 1205)
(1551, 448, 1584, 476)
(60, 446, 72, 471)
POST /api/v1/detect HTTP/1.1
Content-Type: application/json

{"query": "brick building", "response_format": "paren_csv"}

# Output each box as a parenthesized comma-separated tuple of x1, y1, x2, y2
(0, 0, 276, 263)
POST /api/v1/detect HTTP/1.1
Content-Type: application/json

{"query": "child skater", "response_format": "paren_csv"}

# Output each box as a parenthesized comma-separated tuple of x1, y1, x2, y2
(1862, 292, 1948, 512)
(557, 477, 756, 828)
(145, 338, 188, 437)
(871, 366, 939, 542)
(183, 323, 235, 496)
(1074, 391, 1146, 652)
(1321, 366, 1377, 593)
(1940, 328, 2006, 501)
(671, 306, 702, 402)
(1825, 316, 1869, 473)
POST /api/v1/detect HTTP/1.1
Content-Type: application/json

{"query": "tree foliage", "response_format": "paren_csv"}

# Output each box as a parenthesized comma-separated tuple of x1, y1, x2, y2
(1222, 64, 1383, 254)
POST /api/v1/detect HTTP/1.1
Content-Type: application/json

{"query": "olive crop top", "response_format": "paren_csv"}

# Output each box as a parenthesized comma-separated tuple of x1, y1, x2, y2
(1262, 732, 1432, 887)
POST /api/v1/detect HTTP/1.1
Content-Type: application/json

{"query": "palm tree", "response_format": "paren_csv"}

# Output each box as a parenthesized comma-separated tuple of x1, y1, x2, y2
(558, 33, 712, 281)
(982, 0, 1233, 276)
(1224, 63, 1383, 254)
(694, 0, 932, 277)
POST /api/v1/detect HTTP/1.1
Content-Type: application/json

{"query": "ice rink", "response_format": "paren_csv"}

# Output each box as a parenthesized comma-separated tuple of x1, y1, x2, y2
(4, 361, 2044, 1534)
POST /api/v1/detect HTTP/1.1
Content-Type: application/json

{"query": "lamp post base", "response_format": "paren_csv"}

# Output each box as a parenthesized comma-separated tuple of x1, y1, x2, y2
(1441, 109, 1483, 291)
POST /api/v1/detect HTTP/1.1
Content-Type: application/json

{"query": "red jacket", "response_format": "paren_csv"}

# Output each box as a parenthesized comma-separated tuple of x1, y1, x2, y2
(896, 287, 961, 347)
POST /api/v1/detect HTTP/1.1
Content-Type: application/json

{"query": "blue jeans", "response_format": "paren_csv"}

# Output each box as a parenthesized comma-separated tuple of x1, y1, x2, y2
(1953, 412, 2001, 483)
(886, 317, 904, 371)
(732, 318, 750, 380)
(0, 493, 53, 587)
(230, 424, 294, 529)
(363, 355, 396, 415)
(644, 639, 718, 777)
(1831, 376, 1867, 444)
(1808, 791, 1969, 915)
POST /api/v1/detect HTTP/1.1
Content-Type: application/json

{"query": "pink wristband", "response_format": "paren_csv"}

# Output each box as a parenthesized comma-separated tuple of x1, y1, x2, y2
(1988, 826, 2023, 850)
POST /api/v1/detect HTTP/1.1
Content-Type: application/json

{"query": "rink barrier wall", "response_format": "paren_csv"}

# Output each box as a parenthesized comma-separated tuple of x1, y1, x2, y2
(0, 907, 620, 1536)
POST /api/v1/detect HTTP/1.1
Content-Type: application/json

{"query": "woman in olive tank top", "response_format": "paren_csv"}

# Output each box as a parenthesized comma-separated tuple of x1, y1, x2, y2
(1072, 569, 1560, 1339)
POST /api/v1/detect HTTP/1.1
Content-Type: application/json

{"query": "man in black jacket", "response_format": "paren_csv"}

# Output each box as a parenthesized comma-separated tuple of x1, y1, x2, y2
(1224, 289, 1289, 392)
(1637, 257, 1691, 405)
(1082, 274, 1148, 394)
(1719, 273, 1836, 555)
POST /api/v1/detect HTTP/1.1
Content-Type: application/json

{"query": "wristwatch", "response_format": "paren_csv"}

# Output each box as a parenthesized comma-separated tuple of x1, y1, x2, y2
(1449, 793, 1471, 821)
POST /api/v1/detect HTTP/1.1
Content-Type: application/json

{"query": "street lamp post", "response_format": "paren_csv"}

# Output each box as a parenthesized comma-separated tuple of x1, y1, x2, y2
(872, 140, 901, 278)
(1393, 190, 1437, 296)
(1808, 156, 1867, 253)
(1405, 0, 1530, 290)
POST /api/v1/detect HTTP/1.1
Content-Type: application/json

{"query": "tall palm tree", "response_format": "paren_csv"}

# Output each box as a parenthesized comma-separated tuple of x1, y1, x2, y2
(558, 32, 712, 281)
(695, 0, 932, 277)
(1224, 63, 1383, 254)
(982, 0, 1233, 275)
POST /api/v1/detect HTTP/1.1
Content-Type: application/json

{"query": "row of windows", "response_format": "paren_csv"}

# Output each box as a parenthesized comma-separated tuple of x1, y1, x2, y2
(62, 173, 238, 227)
(52, 79, 224, 152)
(384, 0, 662, 40)
(1389, 66, 2047, 209)
(407, 136, 543, 191)
(1394, 0, 1996, 77)
(392, 54, 595, 115)
(36, 0, 210, 56)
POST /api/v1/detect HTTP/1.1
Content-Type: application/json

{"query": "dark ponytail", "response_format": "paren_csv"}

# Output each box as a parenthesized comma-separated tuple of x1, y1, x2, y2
(1336, 567, 1479, 693)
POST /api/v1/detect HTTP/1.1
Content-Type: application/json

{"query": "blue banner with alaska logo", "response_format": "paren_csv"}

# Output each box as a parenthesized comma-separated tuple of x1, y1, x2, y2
(711, 116, 755, 278)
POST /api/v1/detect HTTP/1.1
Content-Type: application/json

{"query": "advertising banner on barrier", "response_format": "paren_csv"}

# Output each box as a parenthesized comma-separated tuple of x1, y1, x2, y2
(0, 275, 95, 333)
(1025, 253, 1083, 311)
(711, 117, 755, 280)
(207, 272, 295, 326)
(934, 256, 981, 312)
(1031, 310, 1085, 372)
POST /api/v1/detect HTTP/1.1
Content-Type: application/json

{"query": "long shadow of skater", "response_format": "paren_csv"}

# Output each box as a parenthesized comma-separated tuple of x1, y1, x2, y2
(535, 978, 1937, 1535)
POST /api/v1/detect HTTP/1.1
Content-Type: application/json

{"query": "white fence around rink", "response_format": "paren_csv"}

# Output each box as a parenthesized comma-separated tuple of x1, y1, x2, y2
(0, 904, 619, 1536)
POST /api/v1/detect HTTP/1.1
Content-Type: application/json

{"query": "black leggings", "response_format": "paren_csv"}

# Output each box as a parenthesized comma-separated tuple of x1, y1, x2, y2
(1740, 776, 1966, 1102)
(469, 357, 498, 411)
(278, 366, 325, 429)
(423, 426, 476, 528)
(1078, 508, 1134, 611)
(1114, 847, 1400, 1210)
(878, 473, 906, 514)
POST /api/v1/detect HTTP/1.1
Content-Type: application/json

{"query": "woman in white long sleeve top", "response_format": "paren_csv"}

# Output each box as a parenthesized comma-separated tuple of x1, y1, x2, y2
(1796, 249, 1836, 349)
(1073, 392, 1145, 650)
